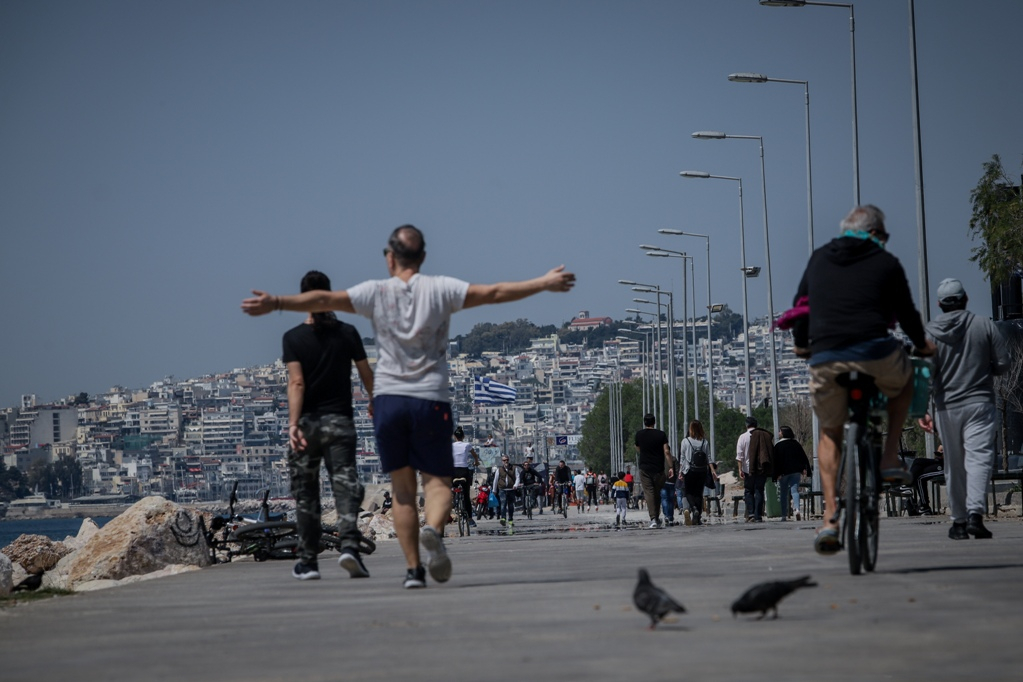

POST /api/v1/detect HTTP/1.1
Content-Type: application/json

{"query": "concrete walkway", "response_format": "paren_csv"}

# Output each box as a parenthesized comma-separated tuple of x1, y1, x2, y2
(2, 507, 1022, 681)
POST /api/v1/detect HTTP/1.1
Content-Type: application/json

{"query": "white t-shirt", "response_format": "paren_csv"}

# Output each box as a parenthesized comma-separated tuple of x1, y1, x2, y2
(452, 441, 473, 468)
(348, 273, 469, 403)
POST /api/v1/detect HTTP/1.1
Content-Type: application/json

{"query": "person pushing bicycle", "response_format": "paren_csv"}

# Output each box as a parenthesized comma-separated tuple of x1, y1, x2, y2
(790, 205, 934, 555)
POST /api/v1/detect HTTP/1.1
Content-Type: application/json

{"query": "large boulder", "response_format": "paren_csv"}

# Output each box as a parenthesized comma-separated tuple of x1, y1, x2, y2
(0, 552, 12, 597)
(2, 534, 74, 574)
(62, 518, 102, 551)
(62, 496, 211, 590)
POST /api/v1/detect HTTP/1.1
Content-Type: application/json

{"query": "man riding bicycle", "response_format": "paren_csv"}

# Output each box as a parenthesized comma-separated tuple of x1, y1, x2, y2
(520, 459, 541, 516)
(553, 459, 573, 512)
(792, 205, 934, 555)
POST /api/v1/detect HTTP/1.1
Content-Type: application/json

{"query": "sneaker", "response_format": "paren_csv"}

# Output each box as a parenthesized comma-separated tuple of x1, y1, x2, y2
(649, 519, 659, 529)
(338, 550, 370, 578)
(795, 512, 802, 521)
(292, 561, 321, 580)
(403, 565, 427, 589)
(420, 526, 452, 583)
(468, 518, 477, 527)
(948, 522, 969, 540)
(966, 513, 993, 539)
(499, 518, 506, 526)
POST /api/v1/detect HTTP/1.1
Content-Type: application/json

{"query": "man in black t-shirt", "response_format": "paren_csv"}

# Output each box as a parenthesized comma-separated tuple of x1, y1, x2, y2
(284, 270, 374, 581)
(634, 413, 673, 529)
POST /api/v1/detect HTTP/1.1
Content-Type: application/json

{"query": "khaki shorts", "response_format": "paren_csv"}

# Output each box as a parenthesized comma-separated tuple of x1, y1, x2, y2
(809, 348, 912, 430)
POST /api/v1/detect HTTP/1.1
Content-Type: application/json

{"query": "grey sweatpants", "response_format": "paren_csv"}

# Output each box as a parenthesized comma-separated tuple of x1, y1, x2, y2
(934, 402, 997, 523)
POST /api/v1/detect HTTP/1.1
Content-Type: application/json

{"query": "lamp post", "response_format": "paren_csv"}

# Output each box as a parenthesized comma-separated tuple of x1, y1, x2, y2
(623, 305, 662, 427)
(640, 245, 698, 424)
(760, 0, 859, 205)
(618, 329, 651, 417)
(691, 132, 780, 434)
(632, 291, 677, 452)
(728, 72, 815, 253)
(658, 228, 716, 461)
(678, 172, 753, 416)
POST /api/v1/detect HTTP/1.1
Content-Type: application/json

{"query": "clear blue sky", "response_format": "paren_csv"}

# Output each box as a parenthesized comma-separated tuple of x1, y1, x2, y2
(2, 0, 1021, 407)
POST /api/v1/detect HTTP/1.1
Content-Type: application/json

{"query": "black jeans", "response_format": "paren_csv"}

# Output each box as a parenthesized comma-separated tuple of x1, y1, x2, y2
(743, 471, 767, 521)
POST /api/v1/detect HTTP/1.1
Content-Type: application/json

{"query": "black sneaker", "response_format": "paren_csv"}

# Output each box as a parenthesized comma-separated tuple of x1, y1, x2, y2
(966, 513, 993, 539)
(948, 522, 969, 540)
(403, 565, 426, 589)
(339, 550, 370, 578)
(292, 561, 321, 580)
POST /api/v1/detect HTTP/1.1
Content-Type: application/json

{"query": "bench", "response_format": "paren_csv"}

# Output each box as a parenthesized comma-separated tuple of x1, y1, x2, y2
(991, 470, 1023, 517)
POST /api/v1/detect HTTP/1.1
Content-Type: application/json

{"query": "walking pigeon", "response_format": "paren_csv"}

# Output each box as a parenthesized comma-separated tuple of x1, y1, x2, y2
(633, 568, 686, 629)
(731, 575, 817, 620)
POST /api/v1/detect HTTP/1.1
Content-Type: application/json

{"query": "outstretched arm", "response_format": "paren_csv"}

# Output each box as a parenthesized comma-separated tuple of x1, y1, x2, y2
(463, 266, 575, 309)
(241, 289, 355, 316)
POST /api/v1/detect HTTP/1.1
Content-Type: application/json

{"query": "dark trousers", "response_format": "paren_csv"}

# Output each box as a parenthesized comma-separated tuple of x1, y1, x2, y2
(291, 413, 363, 564)
(640, 470, 666, 520)
(743, 471, 767, 521)
(452, 467, 474, 516)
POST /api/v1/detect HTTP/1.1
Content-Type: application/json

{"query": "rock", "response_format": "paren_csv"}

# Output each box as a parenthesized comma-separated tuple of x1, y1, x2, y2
(0, 552, 12, 597)
(61, 518, 102, 550)
(11, 561, 29, 591)
(73, 564, 202, 593)
(359, 513, 397, 541)
(62, 496, 211, 590)
(2, 534, 74, 574)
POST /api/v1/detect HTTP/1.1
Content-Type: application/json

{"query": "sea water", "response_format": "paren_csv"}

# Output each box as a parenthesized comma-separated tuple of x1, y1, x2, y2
(0, 517, 114, 548)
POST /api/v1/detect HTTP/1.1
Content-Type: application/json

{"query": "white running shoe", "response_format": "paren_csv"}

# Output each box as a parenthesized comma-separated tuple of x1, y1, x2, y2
(419, 526, 452, 583)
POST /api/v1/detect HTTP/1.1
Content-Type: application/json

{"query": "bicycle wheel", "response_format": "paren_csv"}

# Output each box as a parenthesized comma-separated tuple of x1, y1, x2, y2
(231, 521, 298, 562)
(843, 422, 863, 575)
(525, 491, 533, 520)
(861, 440, 880, 572)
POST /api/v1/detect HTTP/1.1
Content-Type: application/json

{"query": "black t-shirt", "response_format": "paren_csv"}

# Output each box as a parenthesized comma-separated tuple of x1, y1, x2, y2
(634, 428, 669, 475)
(282, 320, 367, 418)
(554, 465, 572, 484)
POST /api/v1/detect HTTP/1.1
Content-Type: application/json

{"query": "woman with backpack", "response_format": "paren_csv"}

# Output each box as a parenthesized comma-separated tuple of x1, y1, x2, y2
(679, 420, 712, 526)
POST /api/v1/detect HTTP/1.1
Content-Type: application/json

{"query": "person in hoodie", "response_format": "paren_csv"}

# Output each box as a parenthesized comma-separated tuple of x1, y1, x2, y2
(792, 205, 935, 554)
(918, 278, 1010, 540)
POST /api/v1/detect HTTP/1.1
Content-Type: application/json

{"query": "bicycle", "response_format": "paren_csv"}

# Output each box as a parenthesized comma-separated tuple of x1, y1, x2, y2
(834, 357, 931, 575)
(834, 370, 883, 575)
(556, 482, 572, 518)
(450, 477, 472, 537)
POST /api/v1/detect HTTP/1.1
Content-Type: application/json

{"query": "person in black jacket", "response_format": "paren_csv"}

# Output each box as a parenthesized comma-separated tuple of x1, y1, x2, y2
(793, 205, 934, 554)
(772, 426, 811, 521)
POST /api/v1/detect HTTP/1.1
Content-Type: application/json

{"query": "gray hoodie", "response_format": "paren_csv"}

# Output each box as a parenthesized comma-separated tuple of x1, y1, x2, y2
(926, 309, 1011, 409)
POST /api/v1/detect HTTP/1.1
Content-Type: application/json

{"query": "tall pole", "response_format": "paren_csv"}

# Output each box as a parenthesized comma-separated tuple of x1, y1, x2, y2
(680, 261, 689, 431)
(689, 255, 699, 421)
(848, 2, 860, 205)
(756, 138, 781, 434)
(908, 0, 934, 460)
(658, 230, 717, 462)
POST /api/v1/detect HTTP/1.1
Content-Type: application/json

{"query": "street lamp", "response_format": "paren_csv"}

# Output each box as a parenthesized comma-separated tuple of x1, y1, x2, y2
(640, 245, 697, 424)
(678, 171, 752, 416)
(625, 307, 663, 429)
(659, 229, 716, 461)
(728, 72, 815, 254)
(618, 328, 651, 416)
(759, 0, 859, 205)
(690, 132, 781, 434)
(632, 291, 678, 451)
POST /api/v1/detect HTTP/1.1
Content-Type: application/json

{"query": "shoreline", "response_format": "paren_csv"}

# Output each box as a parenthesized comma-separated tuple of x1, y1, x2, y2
(1, 505, 133, 521)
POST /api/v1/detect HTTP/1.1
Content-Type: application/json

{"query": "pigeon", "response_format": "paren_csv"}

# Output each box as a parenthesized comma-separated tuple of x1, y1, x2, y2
(731, 575, 817, 620)
(633, 568, 686, 629)
(13, 573, 43, 592)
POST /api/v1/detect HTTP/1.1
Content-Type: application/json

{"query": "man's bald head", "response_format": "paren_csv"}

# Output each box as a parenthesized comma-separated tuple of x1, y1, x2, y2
(386, 224, 426, 268)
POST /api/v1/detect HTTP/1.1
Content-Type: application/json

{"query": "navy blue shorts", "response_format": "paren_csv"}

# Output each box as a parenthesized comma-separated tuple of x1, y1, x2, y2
(373, 395, 454, 477)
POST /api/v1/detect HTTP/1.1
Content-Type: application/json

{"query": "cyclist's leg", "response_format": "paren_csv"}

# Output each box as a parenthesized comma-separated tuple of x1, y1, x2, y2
(818, 426, 842, 528)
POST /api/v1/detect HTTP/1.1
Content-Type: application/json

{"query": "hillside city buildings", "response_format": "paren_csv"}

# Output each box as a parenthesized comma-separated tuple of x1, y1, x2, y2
(1, 313, 814, 503)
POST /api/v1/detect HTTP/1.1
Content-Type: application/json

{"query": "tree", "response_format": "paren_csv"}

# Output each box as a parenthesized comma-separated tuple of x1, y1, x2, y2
(995, 326, 1023, 471)
(711, 305, 744, 344)
(969, 154, 1023, 284)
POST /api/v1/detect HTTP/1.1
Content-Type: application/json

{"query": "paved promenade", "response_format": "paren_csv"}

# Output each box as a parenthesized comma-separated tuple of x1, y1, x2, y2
(2, 507, 1022, 681)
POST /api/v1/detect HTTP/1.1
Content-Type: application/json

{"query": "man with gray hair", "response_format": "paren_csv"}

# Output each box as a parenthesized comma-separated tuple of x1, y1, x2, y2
(919, 278, 1010, 540)
(792, 205, 934, 554)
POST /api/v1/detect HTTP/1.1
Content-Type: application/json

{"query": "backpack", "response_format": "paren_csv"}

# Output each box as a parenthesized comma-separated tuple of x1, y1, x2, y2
(688, 438, 709, 471)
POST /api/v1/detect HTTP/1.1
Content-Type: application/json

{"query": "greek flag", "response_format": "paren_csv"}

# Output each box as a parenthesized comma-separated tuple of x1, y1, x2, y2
(473, 377, 517, 405)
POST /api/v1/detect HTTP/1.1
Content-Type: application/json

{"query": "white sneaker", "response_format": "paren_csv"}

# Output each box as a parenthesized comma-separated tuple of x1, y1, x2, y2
(419, 526, 451, 583)
(649, 519, 659, 529)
